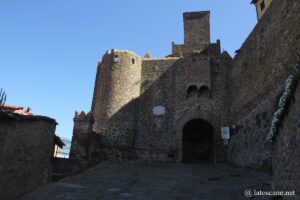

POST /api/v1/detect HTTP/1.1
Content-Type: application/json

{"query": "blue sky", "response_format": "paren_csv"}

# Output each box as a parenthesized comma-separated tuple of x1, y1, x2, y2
(0, 0, 257, 139)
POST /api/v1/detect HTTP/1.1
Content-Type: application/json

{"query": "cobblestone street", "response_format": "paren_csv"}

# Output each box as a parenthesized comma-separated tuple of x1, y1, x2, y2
(20, 161, 272, 200)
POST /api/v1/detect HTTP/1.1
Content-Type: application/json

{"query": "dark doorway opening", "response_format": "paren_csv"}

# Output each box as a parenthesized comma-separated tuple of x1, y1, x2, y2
(182, 119, 213, 163)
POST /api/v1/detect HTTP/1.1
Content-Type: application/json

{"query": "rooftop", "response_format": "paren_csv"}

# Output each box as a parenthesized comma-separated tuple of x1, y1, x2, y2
(1, 105, 33, 116)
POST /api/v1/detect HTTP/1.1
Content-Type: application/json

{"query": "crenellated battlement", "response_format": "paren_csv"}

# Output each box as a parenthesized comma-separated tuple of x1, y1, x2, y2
(74, 111, 92, 120)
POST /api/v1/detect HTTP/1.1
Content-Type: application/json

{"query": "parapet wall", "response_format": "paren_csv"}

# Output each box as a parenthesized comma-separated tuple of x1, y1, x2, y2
(228, 0, 300, 169)
(171, 41, 220, 58)
(135, 50, 232, 162)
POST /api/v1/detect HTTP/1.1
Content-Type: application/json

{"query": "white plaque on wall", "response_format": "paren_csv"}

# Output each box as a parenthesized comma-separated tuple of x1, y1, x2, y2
(153, 106, 166, 116)
(221, 127, 230, 139)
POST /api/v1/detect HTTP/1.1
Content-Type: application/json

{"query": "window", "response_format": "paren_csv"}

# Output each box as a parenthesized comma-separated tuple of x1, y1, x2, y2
(186, 85, 198, 99)
(198, 86, 210, 98)
(114, 55, 120, 63)
(132, 58, 135, 64)
(260, 0, 265, 11)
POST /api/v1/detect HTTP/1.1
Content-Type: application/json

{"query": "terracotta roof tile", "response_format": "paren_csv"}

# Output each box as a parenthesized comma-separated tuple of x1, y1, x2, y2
(0, 105, 33, 116)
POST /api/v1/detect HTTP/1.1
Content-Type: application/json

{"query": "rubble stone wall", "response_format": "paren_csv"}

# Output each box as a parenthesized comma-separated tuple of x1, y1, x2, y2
(272, 83, 300, 194)
(227, 0, 300, 170)
(0, 114, 56, 200)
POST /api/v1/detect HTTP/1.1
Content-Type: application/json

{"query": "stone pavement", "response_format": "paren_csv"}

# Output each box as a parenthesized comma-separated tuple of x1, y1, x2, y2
(20, 161, 272, 200)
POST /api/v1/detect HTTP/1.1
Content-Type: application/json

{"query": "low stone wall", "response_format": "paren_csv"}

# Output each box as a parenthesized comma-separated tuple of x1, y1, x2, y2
(272, 83, 300, 194)
(0, 112, 56, 200)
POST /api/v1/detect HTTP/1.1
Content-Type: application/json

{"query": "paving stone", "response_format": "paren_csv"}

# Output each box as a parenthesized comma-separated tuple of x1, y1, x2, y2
(19, 161, 272, 200)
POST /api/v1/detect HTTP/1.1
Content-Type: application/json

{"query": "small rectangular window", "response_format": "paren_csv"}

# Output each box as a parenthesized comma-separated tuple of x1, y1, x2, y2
(260, 0, 265, 11)
(114, 55, 120, 63)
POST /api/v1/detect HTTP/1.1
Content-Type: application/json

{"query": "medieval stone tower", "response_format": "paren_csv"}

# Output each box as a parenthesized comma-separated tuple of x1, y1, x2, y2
(91, 50, 142, 153)
(70, 11, 233, 164)
(69, 0, 300, 192)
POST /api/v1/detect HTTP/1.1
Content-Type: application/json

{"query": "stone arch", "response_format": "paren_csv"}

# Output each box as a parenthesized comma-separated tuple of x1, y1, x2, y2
(198, 85, 210, 97)
(186, 85, 198, 99)
(175, 111, 220, 163)
(182, 119, 213, 163)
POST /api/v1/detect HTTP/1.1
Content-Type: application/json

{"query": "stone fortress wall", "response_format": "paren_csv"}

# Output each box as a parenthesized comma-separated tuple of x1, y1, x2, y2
(226, 0, 300, 193)
(272, 82, 300, 193)
(70, 11, 232, 164)
(227, 0, 300, 170)
(135, 43, 232, 162)
(70, 1, 300, 193)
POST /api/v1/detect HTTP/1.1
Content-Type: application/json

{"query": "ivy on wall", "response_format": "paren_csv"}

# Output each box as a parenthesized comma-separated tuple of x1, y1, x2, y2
(267, 53, 300, 141)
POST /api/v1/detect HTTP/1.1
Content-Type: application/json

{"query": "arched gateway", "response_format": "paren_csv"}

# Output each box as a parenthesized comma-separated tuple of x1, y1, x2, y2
(182, 119, 213, 163)
(175, 112, 219, 163)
